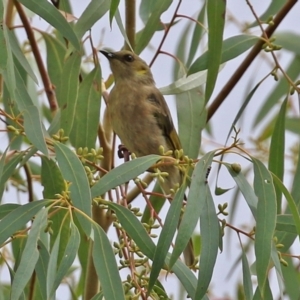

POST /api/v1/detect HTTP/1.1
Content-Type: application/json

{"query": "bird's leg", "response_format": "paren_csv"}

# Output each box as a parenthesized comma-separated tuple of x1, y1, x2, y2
(118, 144, 131, 162)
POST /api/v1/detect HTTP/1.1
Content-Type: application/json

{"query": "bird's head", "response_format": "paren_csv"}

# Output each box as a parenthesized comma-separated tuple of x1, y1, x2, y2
(100, 50, 154, 84)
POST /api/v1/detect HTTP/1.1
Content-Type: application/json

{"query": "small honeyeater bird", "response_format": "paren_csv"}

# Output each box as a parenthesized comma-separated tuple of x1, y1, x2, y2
(100, 49, 194, 265)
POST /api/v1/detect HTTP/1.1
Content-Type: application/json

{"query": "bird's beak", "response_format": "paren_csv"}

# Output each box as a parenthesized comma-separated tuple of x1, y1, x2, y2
(99, 50, 115, 60)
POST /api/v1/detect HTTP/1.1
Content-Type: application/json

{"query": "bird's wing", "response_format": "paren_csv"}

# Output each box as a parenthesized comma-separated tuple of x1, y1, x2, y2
(147, 90, 182, 151)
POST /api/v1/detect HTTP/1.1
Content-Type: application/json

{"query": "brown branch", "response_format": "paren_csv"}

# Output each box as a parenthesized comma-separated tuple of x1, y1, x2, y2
(14, 1, 58, 113)
(125, 0, 136, 50)
(149, 0, 182, 67)
(207, 0, 298, 122)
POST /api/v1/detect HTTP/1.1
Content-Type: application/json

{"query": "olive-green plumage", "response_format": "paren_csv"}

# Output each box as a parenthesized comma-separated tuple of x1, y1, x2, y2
(100, 50, 194, 265)
(100, 50, 182, 194)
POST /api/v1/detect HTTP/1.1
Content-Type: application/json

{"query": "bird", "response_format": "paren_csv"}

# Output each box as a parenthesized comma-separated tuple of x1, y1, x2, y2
(100, 49, 194, 265)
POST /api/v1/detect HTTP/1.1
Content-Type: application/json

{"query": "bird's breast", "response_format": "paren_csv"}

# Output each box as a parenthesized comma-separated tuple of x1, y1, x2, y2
(108, 86, 168, 157)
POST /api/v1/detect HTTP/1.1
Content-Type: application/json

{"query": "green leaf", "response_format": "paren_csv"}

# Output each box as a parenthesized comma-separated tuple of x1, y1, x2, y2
(115, 9, 133, 51)
(0, 151, 23, 200)
(106, 202, 199, 298)
(248, 0, 285, 27)
(69, 66, 101, 148)
(74, 0, 110, 39)
(109, 0, 120, 26)
(23, 105, 49, 156)
(54, 142, 92, 236)
(270, 243, 284, 298)
(169, 151, 215, 268)
(276, 32, 300, 55)
(35, 240, 50, 300)
(268, 98, 287, 213)
(148, 186, 186, 294)
(0, 200, 52, 246)
(6, 29, 38, 84)
(0, 24, 16, 100)
(18, 0, 80, 50)
(252, 158, 277, 297)
(177, 88, 206, 159)
(11, 209, 48, 300)
(135, 0, 172, 54)
(188, 35, 259, 75)
(195, 186, 219, 299)
(107, 202, 155, 258)
(57, 52, 81, 136)
(186, 5, 206, 67)
(272, 174, 300, 239)
(13, 66, 35, 110)
(282, 257, 300, 300)
(276, 215, 298, 234)
(92, 223, 125, 300)
(205, 0, 226, 101)
(0, 204, 20, 219)
(224, 163, 258, 218)
(47, 230, 61, 299)
(241, 246, 253, 300)
(41, 157, 65, 199)
(42, 33, 66, 89)
(159, 70, 207, 95)
(167, 254, 202, 300)
(285, 117, 300, 134)
(50, 223, 80, 297)
(91, 155, 160, 198)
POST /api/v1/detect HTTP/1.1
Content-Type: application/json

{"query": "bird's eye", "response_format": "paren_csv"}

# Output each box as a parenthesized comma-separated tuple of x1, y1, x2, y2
(124, 54, 134, 62)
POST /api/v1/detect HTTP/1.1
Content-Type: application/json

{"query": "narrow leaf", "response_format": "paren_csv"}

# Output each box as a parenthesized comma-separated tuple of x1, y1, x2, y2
(272, 174, 300, 239)
(109, 0, 120, 25)
(23, 105, 49, 156)
(50, 223, 80, 296)
(268, 98, 287, 213)
(7, 29, 38, 84)
(107, 202, 155, 258)
(225, 163, 258, 218)
(74, 0, 110, 39)
(69, 66, 101, 148)
(35, 240, 50, 300)
(252, 157, 277, 297)
(41, 157, 65, 199)
(135, 0, 172, 54)
(92, 224, 125, 300)
(188, 35, 259, 75)
(177, 89, 206, 159)
(169, 151, 215, 268)
(195, 187, 219, 299)
(57, 52, 81, 135)
(0, 151, 23, 200)
(11, 209, 48, 300)
(18, 0, 80, 50)
(159, 70, 207, 95)
(0, 200, 52, 246)
(54, 142, 92, 236)
(205, 0, 226, 101)
(241, 248, 253, 300)
(148, 186, 186, 294)
(42, 33, 66, 89)
(91, 155, 160, 198)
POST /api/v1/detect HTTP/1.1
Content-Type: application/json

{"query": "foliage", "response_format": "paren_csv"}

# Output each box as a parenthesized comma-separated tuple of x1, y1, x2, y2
(0, 0, 300, 299)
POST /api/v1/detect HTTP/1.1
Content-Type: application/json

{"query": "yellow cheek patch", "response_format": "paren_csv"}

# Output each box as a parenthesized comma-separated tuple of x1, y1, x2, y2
(137, 68, 147, 75)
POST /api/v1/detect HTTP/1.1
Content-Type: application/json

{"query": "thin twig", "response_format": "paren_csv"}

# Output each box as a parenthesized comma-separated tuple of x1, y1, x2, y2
(14, 1, 58, 113)
(149, 0, 182, 67)
(207, 0, 298, 122)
